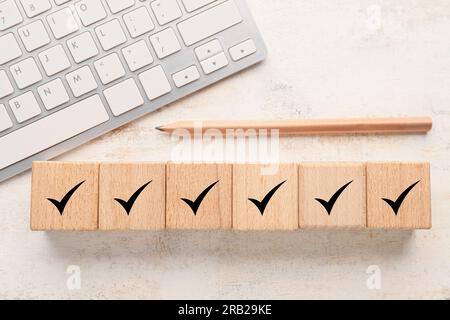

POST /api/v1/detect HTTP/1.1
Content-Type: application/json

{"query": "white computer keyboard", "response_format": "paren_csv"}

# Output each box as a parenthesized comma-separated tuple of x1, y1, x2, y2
(0, 0, 266, 182)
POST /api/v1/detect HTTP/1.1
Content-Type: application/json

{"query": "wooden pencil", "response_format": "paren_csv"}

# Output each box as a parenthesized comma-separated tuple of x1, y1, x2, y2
(156, 117, 432, 136)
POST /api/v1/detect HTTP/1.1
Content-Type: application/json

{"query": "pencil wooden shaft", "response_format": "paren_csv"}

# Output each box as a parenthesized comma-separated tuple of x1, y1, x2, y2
(158, 117, 432, 135)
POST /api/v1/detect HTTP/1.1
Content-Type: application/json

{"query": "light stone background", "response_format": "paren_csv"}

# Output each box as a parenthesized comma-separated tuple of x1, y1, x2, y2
(1, 0, 450, 299)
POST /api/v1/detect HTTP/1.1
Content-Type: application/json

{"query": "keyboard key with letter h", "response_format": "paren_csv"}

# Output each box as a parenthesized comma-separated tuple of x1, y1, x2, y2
(0, 0, 267, 182)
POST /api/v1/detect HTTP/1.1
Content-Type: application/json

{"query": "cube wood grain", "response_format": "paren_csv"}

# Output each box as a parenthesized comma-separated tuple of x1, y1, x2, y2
(30, 162, 99, 231)
(166, 163, 232, 229)
(299, 163, 366, 229)
(99, 163, 165, 230)
(233, 164, 298, 230)
(367, 162, 431, 229)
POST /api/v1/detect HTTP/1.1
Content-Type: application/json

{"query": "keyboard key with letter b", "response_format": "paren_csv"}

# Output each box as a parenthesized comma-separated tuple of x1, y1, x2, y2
(9, 91, 42, 123)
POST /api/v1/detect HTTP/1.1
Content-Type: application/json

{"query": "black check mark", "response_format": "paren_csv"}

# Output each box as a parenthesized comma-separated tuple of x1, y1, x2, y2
(181, 180, 219, 215)
(114, 181, 152, 216)
(248, 180, 287, 216)
(315, 180, 353, 215)
(382, 180, 420, 215)
(47, 181, 85, 215)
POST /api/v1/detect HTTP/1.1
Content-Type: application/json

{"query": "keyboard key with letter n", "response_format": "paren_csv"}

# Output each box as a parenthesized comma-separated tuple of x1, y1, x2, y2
(0, 95, 109, 170)
(177, 0, 242, 46)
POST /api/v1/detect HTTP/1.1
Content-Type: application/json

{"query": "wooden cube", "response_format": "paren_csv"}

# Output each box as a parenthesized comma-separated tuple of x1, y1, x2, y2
(233, 164, 298, 230)
(367, 162, 431, 229)
(166, 163, 232, 229)
(299, 163, 366, 229)
(30, 162, 99, 231)
(99, 163, 165, 230)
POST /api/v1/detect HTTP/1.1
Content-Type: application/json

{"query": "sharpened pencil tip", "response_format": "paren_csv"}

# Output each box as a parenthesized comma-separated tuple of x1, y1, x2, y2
(155, 126, 165, 132)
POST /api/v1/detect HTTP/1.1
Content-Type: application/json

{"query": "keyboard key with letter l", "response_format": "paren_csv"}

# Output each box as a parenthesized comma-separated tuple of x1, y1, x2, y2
(0, 95, 109, 170)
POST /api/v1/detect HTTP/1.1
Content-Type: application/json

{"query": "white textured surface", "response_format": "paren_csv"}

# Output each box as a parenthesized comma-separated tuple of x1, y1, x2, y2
(1, 0, 450, 299)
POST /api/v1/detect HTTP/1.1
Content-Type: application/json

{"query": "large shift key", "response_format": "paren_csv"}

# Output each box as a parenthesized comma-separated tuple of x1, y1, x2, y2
(177, 0, 242, 46)
(0, 95, 109, 170)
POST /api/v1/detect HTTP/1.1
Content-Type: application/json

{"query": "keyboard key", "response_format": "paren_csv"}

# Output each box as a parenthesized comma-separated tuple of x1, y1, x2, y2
(0, 70, 14, 99)
(20, 0, 51, 18)
(94, 53, 126, 84)
(10, 57, 43, 89)
(95, 19, 127, 50)
(55, 0, 71, 4)
(123, 6, 154, 38)
(0, 104, 13, 132)
(105, 0, 134, 14)
(172, 65, 200, 88)
(18, 20, 51, 52)
(149, 28, 181, 59)
(138, 65, 171, 100)
(200, 52, 228, 74)
(182, 0, 216, 12)
(9, 91, 42, 123)
(0, 33, 22, 65)
(195, 39, 222, 61)
(66, 66, 98, 97)
(0, 95, 109, 170)
(39, 44, 71, 76)
(178, 0, 242, 46)
(67, 32, 99, 63)
(75, 0, 107, 26)
(104, 78, 144, 116)
(151, 0, 182, 26)
(0, 0, 23, 31)
(37, 78, 69, 110)
(229, 39, 256, 61)
(47, 7, 79, 39)
(122, 40, 154, 72)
